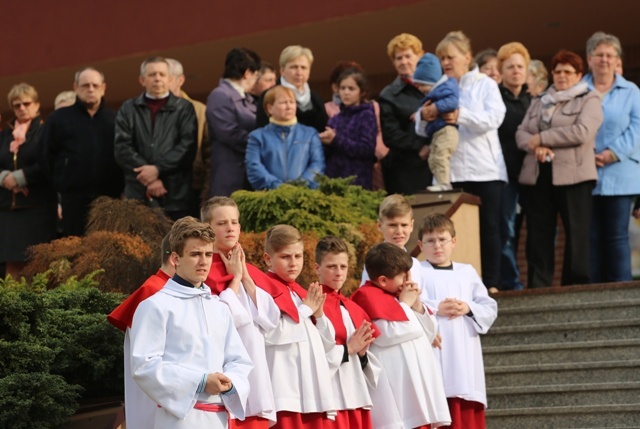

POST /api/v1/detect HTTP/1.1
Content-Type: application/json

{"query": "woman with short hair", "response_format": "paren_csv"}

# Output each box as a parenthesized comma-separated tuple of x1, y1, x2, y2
(526, 59, 549, 97)
(516, 50, 603, 288)
(0, 83, 56, 278)
(584, 31, 640, 282)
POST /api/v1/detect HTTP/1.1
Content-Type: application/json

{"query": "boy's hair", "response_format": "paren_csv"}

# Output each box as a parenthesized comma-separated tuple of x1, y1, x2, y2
(315, 235, 349, 264)
(160, 233, 171, 266)
(378, 194, 413, 221)
(365, 242, 413, 281)
(265, 224, 302, 255)
(418, 213, 456, 239)
(200, 196, 238, 224)
(169, 216, 215, 256)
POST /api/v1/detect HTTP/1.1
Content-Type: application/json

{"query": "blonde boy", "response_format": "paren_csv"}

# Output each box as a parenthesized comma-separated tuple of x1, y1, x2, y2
(351, 243, 451, 428)
(418, 213, 498, 429)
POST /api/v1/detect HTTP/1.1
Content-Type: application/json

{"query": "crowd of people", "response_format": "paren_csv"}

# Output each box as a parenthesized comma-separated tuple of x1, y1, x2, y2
(108, 194, 497, 429)
(1, 30, 639, 288)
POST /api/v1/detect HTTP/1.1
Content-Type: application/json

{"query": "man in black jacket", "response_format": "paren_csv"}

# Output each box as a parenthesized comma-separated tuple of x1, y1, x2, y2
(114, 57, 197, 221)
(42, 67, 124, 236)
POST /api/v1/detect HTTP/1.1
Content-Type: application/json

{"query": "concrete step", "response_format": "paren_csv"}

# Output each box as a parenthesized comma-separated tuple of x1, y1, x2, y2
(482, 318, 640, 347)
(494, 283, 640, 309)
(486, 359, 640, 387)
(486, 404, 640, 429)
(488, 381, 640, 409)
(493, 299, 640, 327)
(483, 338, 640, 366)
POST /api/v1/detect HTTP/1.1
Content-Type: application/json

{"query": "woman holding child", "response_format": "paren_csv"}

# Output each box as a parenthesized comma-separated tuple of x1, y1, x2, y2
(429, 31, 507, 292)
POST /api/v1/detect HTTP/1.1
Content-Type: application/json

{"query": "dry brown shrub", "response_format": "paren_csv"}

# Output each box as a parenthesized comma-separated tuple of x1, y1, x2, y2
(86, 197, 172, 246)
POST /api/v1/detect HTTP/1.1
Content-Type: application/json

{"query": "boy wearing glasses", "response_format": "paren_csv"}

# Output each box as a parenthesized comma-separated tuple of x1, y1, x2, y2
(417, 213, 498, 429)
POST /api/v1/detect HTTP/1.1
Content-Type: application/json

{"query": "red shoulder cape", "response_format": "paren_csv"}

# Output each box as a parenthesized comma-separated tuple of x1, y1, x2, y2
(246, 264, 305, 323)
(107, 269, 171, 331)
(321, 284, 380, 345)
(349, 281, 409, 322)
(205, 254, 235, 295)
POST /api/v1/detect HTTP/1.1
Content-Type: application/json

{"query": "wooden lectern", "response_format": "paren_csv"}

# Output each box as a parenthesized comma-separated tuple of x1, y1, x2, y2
(407, 190, 482, 276)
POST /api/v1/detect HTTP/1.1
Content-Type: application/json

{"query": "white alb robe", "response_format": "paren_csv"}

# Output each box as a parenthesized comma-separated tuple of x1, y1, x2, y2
(219, 284, 279, 424)
(123, 329, 157, 429)
(369, 302, 451, 428)
(421, 261, 498, 407)
(263, 291, 337, 417)
(130, 280, 253, 429)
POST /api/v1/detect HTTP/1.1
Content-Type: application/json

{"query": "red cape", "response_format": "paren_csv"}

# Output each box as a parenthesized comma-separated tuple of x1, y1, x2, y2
(246, 264, 306, 323)
(321, 284, 380, 345)
(349, 281, 409, 322)
(205, 253, 235, 295)
(107, 269, 171, 331)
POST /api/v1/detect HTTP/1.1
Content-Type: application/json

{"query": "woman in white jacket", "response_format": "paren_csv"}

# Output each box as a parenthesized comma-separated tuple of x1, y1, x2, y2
(420, 31, 507, 293)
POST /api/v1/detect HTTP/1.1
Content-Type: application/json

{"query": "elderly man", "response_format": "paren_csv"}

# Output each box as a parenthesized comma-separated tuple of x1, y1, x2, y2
(167, 58, 210, 214)
(42, 67, 124, 236)
(114, 57, 197, 220)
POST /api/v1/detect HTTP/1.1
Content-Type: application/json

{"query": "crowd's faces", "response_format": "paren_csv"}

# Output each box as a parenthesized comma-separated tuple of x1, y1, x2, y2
(253, 70, 277, 95)
(525, 73, 543, 97)
(378, 214, 414, 249)
(264, 241, 305, 282)
(440, 45, 472, 81)
(172, 238, 214, 286)
(480, 57, 502, 83)
(501, 53, 527, 94)
(588, 43, 619, 79)
(12, 97, 40, 123)
(281, 56, 311, 90)
(139, 61, 170, 97)
(241, 70, 260, 92)
(267, 93, 297, 122)
(208, 205, 241, 254)
(168, 74, 185, 97)
(75, 70, 106, 107)
(315, 252, 349, 291)
(393, 48, 419, 78)
(552, 63, 582, 91)
(418, 230, 456, 267)
(338, 76, 362, 107)
(377, 271, 407, 295)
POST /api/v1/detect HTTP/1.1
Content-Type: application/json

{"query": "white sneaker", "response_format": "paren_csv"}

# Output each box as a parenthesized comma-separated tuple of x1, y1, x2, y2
(427, 183, 453, 192)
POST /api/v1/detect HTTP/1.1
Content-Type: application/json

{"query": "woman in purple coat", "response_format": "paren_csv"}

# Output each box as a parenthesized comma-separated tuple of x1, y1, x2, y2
(206, 48, 261, 197)
(322, 69, 377, 189)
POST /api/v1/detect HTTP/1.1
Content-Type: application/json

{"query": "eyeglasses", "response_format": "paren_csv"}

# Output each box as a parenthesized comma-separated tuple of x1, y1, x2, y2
(592, 53, 618, 60)
(422, 238, 453, 248)
(12, 101, 33, 109)
(552, 70, 577, 76)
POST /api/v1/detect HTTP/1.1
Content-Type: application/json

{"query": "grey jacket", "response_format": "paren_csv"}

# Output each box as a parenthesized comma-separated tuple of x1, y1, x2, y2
(516, 88, 603, 186)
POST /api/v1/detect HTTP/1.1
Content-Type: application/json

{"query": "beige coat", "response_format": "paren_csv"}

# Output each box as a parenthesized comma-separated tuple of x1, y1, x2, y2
(516, 89, 603, 186)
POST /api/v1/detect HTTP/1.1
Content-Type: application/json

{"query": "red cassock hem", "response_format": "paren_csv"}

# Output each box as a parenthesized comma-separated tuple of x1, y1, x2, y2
(272, 411, 332, 429)
(442, 397, 485, 429)
(329, 409, 372, 429)
(230, 416, 270, 429)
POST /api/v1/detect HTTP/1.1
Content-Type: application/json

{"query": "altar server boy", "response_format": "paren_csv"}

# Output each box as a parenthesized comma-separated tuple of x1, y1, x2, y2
(418, 213, 497, 429)
(351, 242, 451, 428)
(315, 235, 381, 429)
(130, 217, 252, 429)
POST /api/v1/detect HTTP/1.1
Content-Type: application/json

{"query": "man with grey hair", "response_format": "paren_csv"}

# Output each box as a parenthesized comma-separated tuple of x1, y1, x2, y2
(114, 56, 198, 221)
(42, 66, 124, 236)
(166, 58, 210, 215)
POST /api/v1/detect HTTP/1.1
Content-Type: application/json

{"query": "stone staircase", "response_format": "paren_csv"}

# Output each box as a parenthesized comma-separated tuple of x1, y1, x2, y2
(483, 282, 640, 429)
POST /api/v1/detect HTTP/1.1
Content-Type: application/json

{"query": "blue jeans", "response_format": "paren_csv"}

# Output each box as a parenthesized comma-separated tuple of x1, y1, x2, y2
(590, 195, 634, 282)
(499, 181, 524, 290)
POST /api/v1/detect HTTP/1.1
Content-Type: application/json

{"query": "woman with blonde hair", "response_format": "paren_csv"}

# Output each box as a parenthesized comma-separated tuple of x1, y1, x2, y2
(584, 31, 640, 282)
(423, 30, 506, 292)
(0, 83, 56, 277)
(496, 41, 531, 291)
(526, 59, 548, 97)
(379, 33, 431, 194)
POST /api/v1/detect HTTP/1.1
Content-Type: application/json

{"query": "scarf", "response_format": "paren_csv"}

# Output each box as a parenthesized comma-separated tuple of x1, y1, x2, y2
(9, 120, 31, 154)
(269, 117, 297, 126)
(321, 284, 379, 345)
(349, 281, 409, 322)
(245, 264, 306, 323)
(540, 81, 589, 129)
(280, 76, 312, 111)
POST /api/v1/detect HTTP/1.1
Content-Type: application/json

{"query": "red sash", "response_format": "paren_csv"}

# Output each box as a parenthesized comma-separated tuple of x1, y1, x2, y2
(107, 269, 170, 331)
(321, 284, 380, 345)
(245, 265, 306, 323)
(349, 281, 409, 322)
